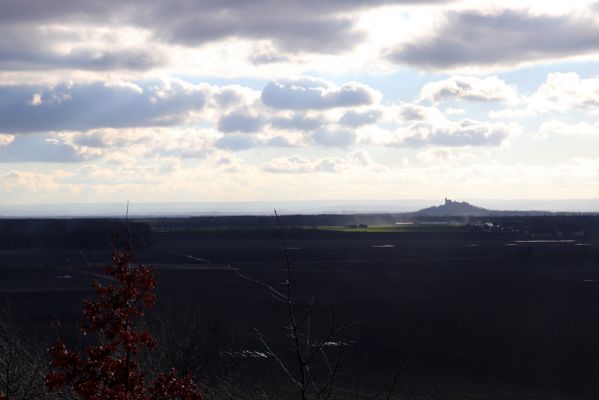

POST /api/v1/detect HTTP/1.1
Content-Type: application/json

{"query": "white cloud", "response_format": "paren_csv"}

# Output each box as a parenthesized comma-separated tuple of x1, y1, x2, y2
(529, 72, 599, 114)
(491, 72, 599, 118)
(395, 119, 517, 147)
(416, 147, 478, 165)
(262, 150, 385, 174)
(339, 109, 383, 127)
(60, 127, 218, 161)
(261, 77, 381, 110)
(419, 76, 519, 104)
(0, 134, 15, 147)
(217, 110, 264, 133)
(262, 155, 345, 173)
(397, 104, 446, 122)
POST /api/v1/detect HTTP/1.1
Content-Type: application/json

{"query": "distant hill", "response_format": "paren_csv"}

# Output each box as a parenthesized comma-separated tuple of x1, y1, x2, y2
(414, 199, 564, 217)
(416, 199, 496, 217)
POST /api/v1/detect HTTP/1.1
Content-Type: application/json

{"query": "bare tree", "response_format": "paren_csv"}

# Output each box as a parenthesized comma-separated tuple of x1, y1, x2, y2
(228, 210, 361, 400)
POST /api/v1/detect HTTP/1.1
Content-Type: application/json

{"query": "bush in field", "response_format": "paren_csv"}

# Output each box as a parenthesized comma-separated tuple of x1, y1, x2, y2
(45, 237, 204, 400)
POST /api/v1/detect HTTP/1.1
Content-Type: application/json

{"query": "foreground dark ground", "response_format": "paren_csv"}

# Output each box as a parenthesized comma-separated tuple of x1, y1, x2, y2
(1, 216, 599, 399)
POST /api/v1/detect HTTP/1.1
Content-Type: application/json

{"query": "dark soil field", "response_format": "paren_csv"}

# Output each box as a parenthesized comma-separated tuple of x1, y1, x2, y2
(2, 219, 599, 399)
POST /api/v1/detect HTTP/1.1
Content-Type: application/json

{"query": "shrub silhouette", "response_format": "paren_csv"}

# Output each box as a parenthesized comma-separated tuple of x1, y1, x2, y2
(45, 237, 203, 400)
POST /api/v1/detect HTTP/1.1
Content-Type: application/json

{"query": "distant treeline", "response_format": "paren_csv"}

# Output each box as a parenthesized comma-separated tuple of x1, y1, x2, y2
(0, 219, 153, 249)
(1, 214, 597, 249)
(144, 214, 599, 239)
(472, 215, 599, 238)
(144, 214, 403, 231)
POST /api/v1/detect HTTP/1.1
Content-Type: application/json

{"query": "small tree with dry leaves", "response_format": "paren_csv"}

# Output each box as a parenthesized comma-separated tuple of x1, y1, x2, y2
(45, 237, 203, 400)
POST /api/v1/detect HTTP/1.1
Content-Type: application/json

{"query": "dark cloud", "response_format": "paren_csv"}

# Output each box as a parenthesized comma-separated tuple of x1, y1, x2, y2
(388, 9, 599, 69)
(218, 111, 263, 133)
(0, 80, 207, 133)
(159, 11, 362, 54)
(0, 0, 450, 58)
(261, 77, 378, 110)
(339, 109, 382, 127)
(0, 26, 164, 72)
(399, 120, 511, 147)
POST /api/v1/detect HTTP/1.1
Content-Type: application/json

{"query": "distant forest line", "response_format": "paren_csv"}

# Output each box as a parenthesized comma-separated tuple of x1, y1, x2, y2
(1, 214, 599, 249)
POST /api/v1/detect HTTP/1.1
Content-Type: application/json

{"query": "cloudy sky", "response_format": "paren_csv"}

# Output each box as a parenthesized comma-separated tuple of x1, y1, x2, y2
(1, 0, 599, 206)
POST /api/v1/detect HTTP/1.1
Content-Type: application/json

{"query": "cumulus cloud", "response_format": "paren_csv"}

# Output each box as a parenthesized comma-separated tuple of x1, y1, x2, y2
(215, 134, 259, 151)
(261, 77, 380, 110)
(0, 134, 15, 147)
(0, 79, 209, 133)
(528, 72, 599, 113)
(419, 76, 519, 103)
(491, 72, 599, 117)
(58, 127, 217, 161)
(147, 133, 214, 159)
(218, 110, 264, 133)
(339, 109, 383, 127)
(416, 147, 477, 165)
(211, 85, 260, 110)
(311, 130, 358, 147)
(397, 104, 445, 122)
(396, 119, 516, 147)
(262, 155, 346, 173)
(388, 9, 599, 69)
(270, 113, 326, 131)
(262, 150, 386, 174)
(70, 129, 152, 149)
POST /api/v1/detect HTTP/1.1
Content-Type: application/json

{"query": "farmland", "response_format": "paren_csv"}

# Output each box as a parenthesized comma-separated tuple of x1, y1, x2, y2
(1, 216, 599, 398)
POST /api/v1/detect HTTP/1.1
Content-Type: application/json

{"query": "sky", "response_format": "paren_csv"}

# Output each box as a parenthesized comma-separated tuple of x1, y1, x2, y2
(1, 0, 599, 207)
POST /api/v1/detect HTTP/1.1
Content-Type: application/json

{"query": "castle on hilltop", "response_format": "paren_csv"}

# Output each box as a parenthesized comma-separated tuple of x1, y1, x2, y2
(416, 198, 489, 217)
(444, 198, 468, 206)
